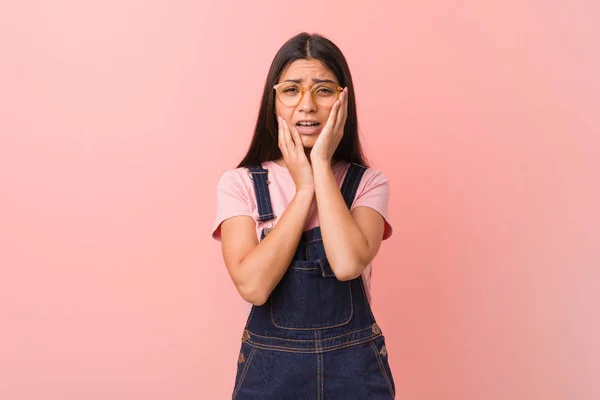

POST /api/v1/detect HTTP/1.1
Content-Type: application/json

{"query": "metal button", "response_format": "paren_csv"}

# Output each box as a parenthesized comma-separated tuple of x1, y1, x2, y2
(238, 352, 245, 363)
(372, 323, 381, 335)
(380, 345, 387, 356)
(241, 330, 250, 341)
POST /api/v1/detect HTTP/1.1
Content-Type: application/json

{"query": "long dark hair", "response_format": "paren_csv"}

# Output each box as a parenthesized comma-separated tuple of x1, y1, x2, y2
(236, 32, 369, 168)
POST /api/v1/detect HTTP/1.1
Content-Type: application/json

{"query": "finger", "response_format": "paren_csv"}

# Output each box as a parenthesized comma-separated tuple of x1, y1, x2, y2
(283, 118, 298, 163)
(325, 98, 340, 132)
(291, 126, 303, 152)
(277, 116, 289, 158)
(281, 117, 294, 149)
(277, 116, 284, 148)
(334, 89, 348, 133)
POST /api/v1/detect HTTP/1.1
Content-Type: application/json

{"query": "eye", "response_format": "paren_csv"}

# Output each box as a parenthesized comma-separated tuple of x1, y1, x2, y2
(314, 86, 335, 96)
(316, 87, 333, 94)
(283, 87, 299, 94)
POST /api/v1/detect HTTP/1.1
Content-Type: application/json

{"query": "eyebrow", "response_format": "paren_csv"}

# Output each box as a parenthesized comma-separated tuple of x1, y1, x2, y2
(283, 78, 338, 84)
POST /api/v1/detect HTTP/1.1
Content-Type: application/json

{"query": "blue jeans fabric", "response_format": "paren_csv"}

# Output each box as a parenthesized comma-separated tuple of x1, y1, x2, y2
(233, 163, 396, 399)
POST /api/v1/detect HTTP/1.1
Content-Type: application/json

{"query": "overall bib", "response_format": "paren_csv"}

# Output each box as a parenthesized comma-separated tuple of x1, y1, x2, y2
(232, 163, 396, 400)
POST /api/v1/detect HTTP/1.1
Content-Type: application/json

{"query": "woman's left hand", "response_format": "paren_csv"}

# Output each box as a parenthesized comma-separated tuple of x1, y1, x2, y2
(310, 87, 348, 164)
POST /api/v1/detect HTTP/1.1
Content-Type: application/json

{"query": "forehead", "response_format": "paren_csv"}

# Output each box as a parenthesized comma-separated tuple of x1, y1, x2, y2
(279, 59, 337, 82)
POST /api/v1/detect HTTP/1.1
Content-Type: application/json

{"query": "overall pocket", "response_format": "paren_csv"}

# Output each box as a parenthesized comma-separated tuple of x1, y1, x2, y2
(269, 259, 353, 330)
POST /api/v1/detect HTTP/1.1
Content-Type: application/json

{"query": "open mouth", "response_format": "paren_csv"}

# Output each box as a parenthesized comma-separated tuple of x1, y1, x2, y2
(295, 121, 321, 135)
(296, 121, 320, 127)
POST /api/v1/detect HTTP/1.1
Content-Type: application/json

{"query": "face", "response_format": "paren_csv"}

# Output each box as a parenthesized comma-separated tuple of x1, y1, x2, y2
(275, 58, 340, 149)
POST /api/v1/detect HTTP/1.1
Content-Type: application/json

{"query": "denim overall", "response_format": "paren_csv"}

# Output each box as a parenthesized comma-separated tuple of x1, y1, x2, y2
(232, 163, 396, 400)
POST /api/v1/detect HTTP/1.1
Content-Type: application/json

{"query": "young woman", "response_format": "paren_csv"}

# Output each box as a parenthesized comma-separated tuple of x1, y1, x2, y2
(212, 32, 396, 399)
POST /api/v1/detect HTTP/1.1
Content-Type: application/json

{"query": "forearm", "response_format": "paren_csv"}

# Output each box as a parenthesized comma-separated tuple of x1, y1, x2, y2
(239, 187, 315, 305)
(312, 160, 370, 280)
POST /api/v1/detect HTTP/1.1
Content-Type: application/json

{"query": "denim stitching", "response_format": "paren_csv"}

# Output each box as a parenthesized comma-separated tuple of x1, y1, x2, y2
(317, 345, 322, 400)
(342, 163, 358, 206)
(249, 167, 275, 223)
(370, 341, 395, 398)
(270, 284, 353, 330)
(244, 324, 377, 342)
(257, 212, 275, 221)
(245, 333, 382, 354)
(318, 351, 323, 400)
(266, 169, 274, 216)
(257, 172, 267, 219)
(232, 346, 257, 399)
(349, 167, 363, 208)
(259, 170, 273, 218)
(262, 169, 273, 218)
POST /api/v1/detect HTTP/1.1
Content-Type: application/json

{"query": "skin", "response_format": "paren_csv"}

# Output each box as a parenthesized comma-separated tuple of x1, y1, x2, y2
(219, 58, 386, 306)
(273, 58, 344, 190)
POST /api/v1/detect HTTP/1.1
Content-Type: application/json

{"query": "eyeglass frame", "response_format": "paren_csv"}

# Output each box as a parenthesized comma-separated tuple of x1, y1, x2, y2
(273, 81, 344, 108)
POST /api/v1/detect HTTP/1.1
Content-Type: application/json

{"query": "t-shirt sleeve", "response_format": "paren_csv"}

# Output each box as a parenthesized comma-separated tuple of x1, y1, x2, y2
(212, 169, 253, 241)
(350, 169, 393, 240)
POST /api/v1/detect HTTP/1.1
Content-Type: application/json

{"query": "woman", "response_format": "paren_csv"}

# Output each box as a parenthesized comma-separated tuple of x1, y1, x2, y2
(212, 32, 396, 399)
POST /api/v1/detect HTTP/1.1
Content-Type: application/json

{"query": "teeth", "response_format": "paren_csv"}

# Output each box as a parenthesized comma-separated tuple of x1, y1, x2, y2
(298, 122, 318, 126)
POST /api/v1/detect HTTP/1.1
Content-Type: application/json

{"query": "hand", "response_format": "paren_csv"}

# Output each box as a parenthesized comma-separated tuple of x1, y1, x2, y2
(310, 87, 348, 164)
(277, 116, 315, 191)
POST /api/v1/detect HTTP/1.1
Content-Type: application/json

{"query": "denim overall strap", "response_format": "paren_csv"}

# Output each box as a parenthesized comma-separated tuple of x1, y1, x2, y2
(247, 165, 276, 223)
(340, 163, 368, 208)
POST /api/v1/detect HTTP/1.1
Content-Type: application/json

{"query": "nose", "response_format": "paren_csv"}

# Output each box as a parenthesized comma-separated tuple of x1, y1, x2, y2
(297, 88, 316, 112)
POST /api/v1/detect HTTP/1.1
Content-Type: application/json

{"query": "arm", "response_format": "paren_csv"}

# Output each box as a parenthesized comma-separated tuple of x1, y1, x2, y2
(220, 187, 315, 306)
(312, 160, 385, 281)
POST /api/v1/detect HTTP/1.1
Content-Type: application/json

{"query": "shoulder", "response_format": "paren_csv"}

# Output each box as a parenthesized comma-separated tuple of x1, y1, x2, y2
(349, 164, 393, 239)
(344, 162, 389, 189)
(216, 167, 251, 189)
(363, 166, 389, 186)
(351, 164, 390, 202)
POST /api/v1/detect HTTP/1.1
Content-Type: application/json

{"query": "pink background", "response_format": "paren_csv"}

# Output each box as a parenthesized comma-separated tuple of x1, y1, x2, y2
(1, 1, 599, 399)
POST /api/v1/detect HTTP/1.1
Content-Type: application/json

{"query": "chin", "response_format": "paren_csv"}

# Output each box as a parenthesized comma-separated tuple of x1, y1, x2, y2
(300, 134, 318, 148)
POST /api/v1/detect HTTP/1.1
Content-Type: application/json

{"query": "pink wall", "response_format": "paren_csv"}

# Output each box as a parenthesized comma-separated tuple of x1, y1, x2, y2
(1, 1, 598, 399)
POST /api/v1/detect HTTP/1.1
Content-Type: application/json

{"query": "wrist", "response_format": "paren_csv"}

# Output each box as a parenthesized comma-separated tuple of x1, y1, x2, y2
(310, 157, 332, 167)
(296, 185, 315, 195)
(311, 158, 334, 173)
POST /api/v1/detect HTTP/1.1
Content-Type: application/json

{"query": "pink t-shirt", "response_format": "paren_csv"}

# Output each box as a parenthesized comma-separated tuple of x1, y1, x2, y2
(212, 160, 393, 307)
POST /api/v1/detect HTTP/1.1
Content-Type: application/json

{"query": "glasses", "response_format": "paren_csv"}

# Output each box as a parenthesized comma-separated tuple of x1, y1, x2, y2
(273, 82, 343, 108)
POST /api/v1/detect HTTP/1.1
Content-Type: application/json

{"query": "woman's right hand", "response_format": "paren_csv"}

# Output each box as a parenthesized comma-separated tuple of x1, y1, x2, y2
(277, 116, 314, 192)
